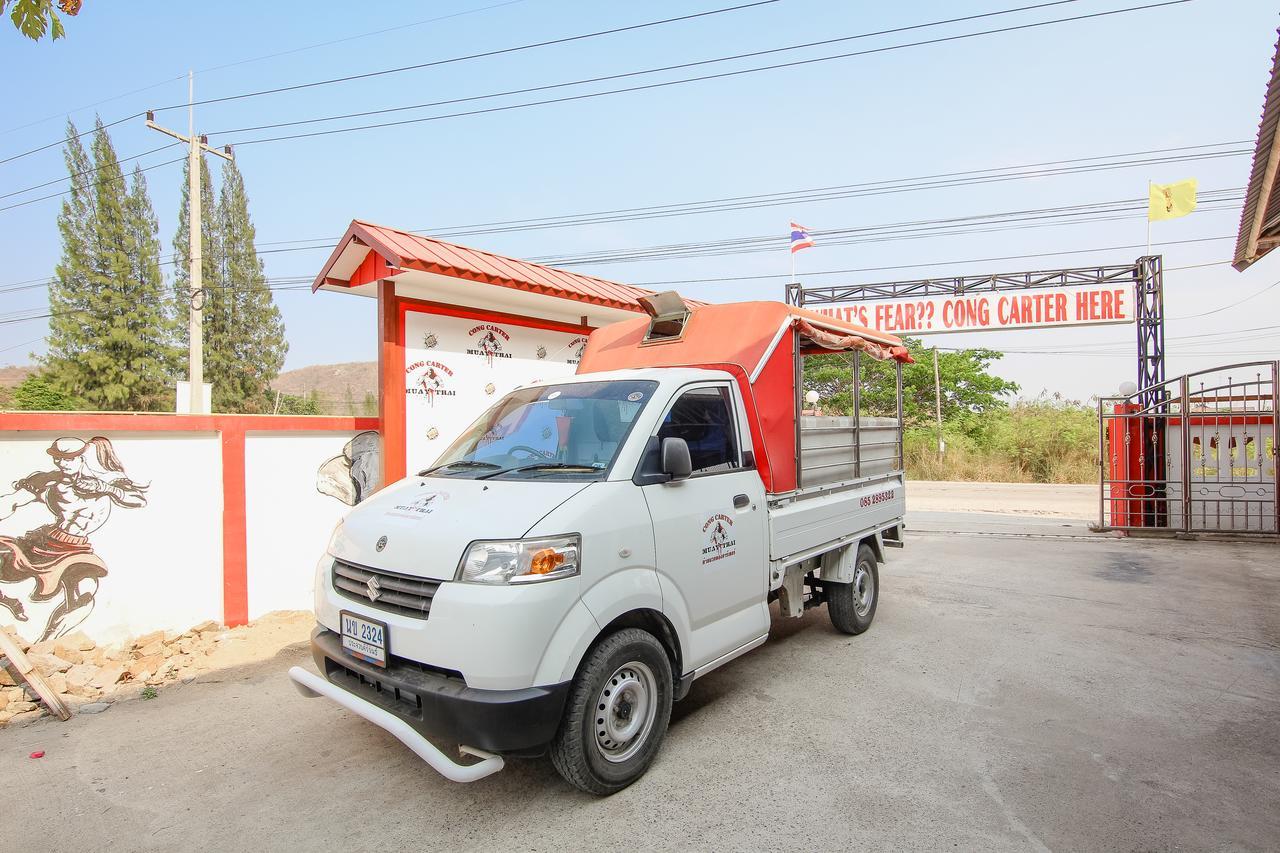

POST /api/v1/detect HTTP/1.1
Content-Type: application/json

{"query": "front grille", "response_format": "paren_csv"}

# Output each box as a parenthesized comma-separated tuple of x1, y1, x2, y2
(331, 559, 442, 619)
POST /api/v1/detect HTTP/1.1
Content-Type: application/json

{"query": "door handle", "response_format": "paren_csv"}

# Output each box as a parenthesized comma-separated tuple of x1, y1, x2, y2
(733, 494, 750, 509)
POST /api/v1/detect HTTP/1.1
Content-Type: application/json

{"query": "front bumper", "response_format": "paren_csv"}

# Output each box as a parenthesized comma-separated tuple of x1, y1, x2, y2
(308, 627, 570, 755)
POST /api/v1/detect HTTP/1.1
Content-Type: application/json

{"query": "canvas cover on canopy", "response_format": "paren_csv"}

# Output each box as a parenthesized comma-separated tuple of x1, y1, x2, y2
(577, 301, 910, 493)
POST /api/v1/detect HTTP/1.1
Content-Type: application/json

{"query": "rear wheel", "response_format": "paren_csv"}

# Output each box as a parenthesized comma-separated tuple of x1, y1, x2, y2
(827, 543, 878, 635)
(550, 628, 673, 795)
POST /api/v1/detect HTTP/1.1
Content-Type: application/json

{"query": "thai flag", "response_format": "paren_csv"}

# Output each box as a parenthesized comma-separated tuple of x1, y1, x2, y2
(790, 222, 815, 253)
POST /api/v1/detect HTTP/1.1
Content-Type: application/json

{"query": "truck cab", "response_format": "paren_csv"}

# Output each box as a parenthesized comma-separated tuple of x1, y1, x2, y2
(290, 296, 911, 794)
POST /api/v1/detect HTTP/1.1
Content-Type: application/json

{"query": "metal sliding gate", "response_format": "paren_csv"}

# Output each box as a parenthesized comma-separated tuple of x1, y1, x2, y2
(1099, 360, 1279, 534)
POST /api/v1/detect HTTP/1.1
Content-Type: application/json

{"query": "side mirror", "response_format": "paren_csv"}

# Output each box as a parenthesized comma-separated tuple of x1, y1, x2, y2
(660, 437, 692, 482)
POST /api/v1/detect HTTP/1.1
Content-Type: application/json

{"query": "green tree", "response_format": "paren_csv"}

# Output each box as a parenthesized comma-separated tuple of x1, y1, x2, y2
(2, 0, 79, 42)
(209, 158, 287, 413)
(803, 337, 1019, 429)
(171, 153, 219, 360)
(44, 119, 95, 395)
(43, 117, 172, 410)
(124, 163, 178, 402)
(12, 374, 80, 410)
(276, 393, 319, 415)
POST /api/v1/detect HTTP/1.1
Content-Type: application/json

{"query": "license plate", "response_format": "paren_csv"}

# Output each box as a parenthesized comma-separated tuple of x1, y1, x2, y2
(340, 611, 388, 668)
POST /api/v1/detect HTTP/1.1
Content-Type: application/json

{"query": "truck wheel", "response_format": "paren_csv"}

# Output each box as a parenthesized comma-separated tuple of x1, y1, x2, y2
(827, 543, 878, 635)
(550, 628, 673, 795)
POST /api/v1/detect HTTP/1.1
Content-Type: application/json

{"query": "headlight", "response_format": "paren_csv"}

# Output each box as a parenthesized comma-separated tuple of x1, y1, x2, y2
(458, 535, 580, 585)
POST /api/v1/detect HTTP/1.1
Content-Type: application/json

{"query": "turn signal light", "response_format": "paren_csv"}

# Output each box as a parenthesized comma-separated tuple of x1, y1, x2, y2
(530, 548, 566, 575)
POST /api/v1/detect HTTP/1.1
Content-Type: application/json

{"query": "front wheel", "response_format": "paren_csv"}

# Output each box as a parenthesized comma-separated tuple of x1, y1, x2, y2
(550, 628, 673, 795)
(827, 543, 878, 635)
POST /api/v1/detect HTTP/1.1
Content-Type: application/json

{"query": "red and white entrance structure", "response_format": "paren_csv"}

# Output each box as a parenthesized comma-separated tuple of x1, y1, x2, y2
(311, 220, 662, 484)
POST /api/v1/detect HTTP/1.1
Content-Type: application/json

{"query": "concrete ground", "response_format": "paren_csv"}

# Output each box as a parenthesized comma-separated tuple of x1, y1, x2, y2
(4, 515, 1278, 852)
(907, 480, 1097, 519)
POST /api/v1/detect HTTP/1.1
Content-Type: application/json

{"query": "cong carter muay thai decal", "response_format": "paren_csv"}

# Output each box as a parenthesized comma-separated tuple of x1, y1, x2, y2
(701, 513, 737, 565)
(0, 437, 147, 642)
(467, 323, 513, 366)
(406, 359, 457, 407)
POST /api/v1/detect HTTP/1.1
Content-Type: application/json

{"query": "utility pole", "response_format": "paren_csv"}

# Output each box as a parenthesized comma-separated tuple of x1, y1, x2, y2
(932, 347, 944, 460)
(145, 72, 232, 414)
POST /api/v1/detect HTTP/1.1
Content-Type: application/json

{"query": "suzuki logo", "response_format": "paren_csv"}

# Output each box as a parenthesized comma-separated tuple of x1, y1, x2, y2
(365, 575, 382, 602)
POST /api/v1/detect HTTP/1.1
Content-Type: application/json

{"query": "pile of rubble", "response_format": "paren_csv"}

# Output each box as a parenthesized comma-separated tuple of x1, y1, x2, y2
(0, 620, 225, 726)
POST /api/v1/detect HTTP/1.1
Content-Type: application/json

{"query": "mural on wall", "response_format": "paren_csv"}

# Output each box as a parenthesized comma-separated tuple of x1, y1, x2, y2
(317, 430, 381, 506)
(0, 437, 148, 642)
(403, 311, 586, 474)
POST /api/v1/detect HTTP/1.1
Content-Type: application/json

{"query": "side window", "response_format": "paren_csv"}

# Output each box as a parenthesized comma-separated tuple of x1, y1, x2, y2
(657, 386, 739, 474)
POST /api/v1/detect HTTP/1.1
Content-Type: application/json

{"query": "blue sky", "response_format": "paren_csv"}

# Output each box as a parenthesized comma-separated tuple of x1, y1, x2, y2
(1, 0, 1277, 400)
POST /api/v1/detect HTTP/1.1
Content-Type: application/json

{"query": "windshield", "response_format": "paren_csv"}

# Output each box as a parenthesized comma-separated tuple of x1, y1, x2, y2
(425, 380, 658, 480)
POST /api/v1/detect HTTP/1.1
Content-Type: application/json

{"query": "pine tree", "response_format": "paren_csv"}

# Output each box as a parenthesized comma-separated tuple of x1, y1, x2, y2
(171, 152, 219, 360)
(124, 164, 177, 407)
(44, 117, 172, 410)
(212, 159, 286, 413)
(43, 119, 96, 398)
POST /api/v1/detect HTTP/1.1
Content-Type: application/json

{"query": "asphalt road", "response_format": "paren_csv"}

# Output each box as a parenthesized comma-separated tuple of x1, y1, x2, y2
(5, 519, 1278, 852)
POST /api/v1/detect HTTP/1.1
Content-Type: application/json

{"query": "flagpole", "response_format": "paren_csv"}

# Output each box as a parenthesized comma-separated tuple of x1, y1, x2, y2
(1146, 181, 1152, 257)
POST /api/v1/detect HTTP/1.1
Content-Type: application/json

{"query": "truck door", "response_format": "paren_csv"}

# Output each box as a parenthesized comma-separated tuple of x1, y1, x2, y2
(640, 382, 769, 672)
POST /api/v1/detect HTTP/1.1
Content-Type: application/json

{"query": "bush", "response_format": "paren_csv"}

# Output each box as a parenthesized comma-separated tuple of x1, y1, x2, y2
(11, 375, 81, 411)
(905, 396, 1097, 484)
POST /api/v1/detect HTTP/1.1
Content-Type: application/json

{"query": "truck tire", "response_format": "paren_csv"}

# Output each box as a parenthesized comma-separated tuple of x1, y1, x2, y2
(550, 628, 673, 795)
(827, 543, 878, 635)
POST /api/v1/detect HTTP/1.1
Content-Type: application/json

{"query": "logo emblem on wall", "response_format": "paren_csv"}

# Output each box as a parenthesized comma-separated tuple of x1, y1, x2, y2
(701, 513, 737, 565)
(423, 333, 438, 349)
(0, 436, 148, 642)
(406, 360, 457, 407)
(467, 323, 513, 366)
(536, 346, 547, 360)
(567, 336, 589, 365)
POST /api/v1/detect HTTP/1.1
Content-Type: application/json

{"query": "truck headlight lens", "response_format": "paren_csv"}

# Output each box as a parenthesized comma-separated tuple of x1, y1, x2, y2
(459, 535, 580, 585)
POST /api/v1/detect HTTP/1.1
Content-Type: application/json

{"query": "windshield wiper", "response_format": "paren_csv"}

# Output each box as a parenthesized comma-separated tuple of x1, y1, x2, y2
(476, 462, 600, 479)
(417, 460, 501, 476)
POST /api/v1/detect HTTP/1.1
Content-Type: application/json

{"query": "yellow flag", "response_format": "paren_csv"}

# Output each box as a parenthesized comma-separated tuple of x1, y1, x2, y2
(1148, 179, 1197, 221)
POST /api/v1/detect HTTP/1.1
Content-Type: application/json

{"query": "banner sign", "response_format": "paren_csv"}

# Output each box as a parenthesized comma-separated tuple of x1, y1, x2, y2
(403, 309, 587, 475)
(812, 282, 1134, 336)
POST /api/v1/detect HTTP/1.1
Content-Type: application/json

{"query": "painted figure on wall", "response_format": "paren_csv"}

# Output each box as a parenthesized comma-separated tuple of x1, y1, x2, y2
(0, 437, 147, 642)
(317, 430, 381, 506)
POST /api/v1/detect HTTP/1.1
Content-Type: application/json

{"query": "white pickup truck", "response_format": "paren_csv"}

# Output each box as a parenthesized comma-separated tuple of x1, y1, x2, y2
(290, 295, 911, 794)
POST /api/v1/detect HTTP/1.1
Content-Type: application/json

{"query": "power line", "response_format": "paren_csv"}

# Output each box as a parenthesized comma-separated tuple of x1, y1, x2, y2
(194, 0, 532, 75)
(528, 190, 1243, 266)
(0, 141, 181, 202)
(1167, 278, 1280, 320)
(209, 0, 1088, 137)
(0, 156, 186, 214)
(156, 0, 781, 112)
(235, 141, 1245, 255)
(0, 113, 145, 168)
(220, 1, 1194, 149)
(631, 235, 1236, 286)
(0, 0, 531, 140)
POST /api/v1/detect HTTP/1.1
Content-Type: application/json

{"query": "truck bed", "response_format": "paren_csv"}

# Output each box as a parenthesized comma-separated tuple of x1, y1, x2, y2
(767, 415, 905, 563)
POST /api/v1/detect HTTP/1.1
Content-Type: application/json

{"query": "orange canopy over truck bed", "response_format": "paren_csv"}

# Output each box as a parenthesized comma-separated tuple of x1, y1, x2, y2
(577, 299, 911, 493)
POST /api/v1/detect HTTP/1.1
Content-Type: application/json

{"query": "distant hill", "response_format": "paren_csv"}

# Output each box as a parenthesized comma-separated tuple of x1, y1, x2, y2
(0, 365, 33, 408)
(0, 365, 34, 388)
(1, 362, 378, 414)
(271, 361, 377, 414)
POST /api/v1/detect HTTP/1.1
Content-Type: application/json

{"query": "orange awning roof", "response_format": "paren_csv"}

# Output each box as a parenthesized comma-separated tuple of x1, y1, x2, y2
(312, 220, 659, 312)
